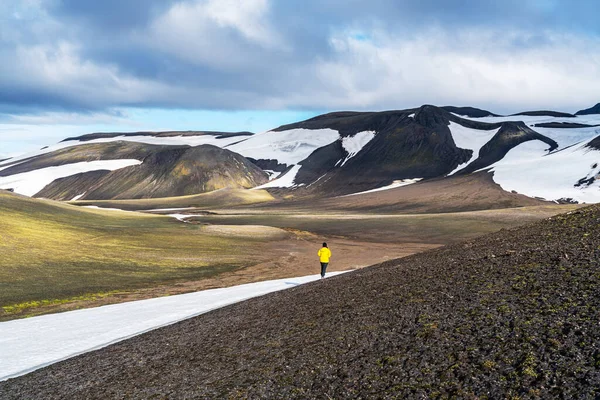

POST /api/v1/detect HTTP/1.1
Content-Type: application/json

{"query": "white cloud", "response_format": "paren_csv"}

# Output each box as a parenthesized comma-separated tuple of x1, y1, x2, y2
(306, 28, 600, 112)
(145, 0, 285, 69)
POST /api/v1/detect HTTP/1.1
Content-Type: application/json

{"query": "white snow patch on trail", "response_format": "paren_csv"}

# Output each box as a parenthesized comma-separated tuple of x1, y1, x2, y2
(343, 178, 423, 196)
(0, 160, 142, 197)
(0, 271, 349, 381)
(227, 128, 340, 165)
(340, 131, 376, 166)
(253, 164, 302, 189)
(447, 122, 501, 175)
(486, 140, 600, 203)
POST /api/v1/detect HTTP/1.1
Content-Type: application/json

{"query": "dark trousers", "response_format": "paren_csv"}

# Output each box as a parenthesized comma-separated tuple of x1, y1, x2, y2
(320, 262, 328, 277)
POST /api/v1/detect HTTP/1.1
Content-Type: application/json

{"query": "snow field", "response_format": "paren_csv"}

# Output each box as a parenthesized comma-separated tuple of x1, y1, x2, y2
(485, 140, 600, 203)
(0, 272, 349, 381)
(252, 164, 303, 189)
(0, 160, 142, 196)
(226, 128, 340, 165)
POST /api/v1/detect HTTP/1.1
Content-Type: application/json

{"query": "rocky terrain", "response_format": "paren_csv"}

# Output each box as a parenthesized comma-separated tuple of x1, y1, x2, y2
(2, 204, 600, 399)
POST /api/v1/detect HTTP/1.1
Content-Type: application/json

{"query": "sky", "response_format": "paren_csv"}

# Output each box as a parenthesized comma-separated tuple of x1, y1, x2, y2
(1, 0, 599, 157)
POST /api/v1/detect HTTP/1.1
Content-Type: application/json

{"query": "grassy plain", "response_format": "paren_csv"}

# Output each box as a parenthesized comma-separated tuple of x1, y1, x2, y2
(70, 187, 275, 211)
(0, 191, 285, 320)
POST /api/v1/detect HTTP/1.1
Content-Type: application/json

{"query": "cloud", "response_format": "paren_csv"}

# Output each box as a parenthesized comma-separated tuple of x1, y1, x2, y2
(144, 0, 286, 69)
(0, 0, 599, 118)
(305, 28, 600, 112)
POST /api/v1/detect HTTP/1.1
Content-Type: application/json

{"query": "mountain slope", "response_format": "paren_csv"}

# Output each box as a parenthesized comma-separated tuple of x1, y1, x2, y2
(441, 105, 499, 117)
(3, 204, 599, 398)
(576, 103, 600, 115)
(274, 105, 558, 196)
(61, 130, 254, 143)
(1, 142, 268, 200)
(2, 103, 599, 203)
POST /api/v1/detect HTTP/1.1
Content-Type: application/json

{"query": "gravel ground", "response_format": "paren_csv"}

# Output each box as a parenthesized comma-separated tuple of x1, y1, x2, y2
(2, 206, 600, 399)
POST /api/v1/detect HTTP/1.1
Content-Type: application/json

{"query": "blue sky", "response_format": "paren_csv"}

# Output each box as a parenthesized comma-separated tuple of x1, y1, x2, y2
(1, 0, 599, 157)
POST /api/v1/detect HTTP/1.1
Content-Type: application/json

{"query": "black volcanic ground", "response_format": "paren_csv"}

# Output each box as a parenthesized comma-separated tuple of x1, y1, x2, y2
(2, 205, 600, 398)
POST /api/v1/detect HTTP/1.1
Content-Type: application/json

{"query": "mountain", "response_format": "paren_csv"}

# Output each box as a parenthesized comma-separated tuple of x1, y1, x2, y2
(61, 130, 253, 142)
(4, 204, 600, 398)
(3, 104, 600, 203)
(576, 102, 600, 115)
(511, 110, 575, 118)
(0, 141, 268, 200)
(441, 106, 499, 117)
(261, 105, 558, 196)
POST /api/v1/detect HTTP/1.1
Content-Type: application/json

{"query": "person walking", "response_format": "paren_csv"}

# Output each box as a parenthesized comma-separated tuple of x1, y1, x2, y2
(318, 242, 331, 278)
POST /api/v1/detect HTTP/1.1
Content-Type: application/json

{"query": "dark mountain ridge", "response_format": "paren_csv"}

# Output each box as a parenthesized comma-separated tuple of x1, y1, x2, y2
(281, 105, 558, 196)
(576, 102, 600, 116)
(61, 130, 254, 142)
(441, 106, 499, 118)
(511, 110, 576, 118)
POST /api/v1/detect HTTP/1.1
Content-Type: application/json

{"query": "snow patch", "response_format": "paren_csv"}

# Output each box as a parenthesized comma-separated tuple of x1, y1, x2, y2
(485, 139, 600, 203)
(340, 131, 376, 167)
(0, 272, 349, 381)
(70, 193, 86, 201)
(252, 164, 303, 189)
(447, 122, 501, 175)
(168, 213, 193, 221)
(227, 128, 340, 165)
(82, 206, 130, 212)
(343, 178, 423, 196)
(0, 160, 142, 197)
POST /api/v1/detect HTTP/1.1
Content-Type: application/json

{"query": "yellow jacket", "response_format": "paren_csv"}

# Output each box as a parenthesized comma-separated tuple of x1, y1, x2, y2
(318, 247, 331, 263)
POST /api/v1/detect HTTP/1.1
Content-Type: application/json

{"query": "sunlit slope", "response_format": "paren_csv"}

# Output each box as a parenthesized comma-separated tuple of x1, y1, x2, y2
(0, 190, 286, 310)
(70, 187, 275, 211)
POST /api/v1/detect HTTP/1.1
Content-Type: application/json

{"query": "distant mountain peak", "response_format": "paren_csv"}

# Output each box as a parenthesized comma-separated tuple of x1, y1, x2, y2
(576, 103, 600, 116)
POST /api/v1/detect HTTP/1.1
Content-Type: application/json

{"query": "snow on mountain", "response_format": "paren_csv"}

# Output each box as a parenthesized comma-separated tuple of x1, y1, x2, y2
(339, 131, 376, 167)
(532, 125, 600, 149)
(253, 164, 303, 189)
(68, 134, 245, 148)
(0, 135, 245, 172)
(0, 160, 142, 196)
(447, 122, 501, 175)
(0, 272, 348, 381)
(342, 178, 423, 196)
(485, 139, 600, 203)
(226, 128, 340, 166)
(457, 113, 600, 127)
